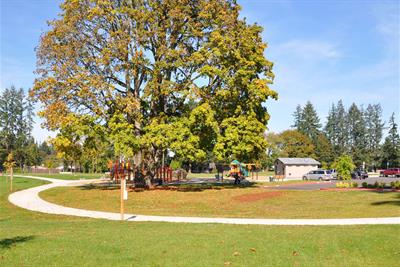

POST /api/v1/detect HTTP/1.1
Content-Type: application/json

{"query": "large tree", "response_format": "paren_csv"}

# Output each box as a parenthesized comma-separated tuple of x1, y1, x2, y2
(347, 103, 367, 167)
(314, 133, 334, 167)
(365, 104, 384, 168)
(0, 86, 34, 169)
(335, 100, 348, 155)
(381, 113, 400, 168)
(292, 104, 303, 129)
(277, 130, 315, 158)
(296, 101, 321, 141)
(324, 103, 337, 148)
(32, 0, 276, 181)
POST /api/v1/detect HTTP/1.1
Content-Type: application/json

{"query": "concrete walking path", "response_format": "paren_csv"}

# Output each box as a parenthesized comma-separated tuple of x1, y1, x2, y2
(8, 175, 400, 225)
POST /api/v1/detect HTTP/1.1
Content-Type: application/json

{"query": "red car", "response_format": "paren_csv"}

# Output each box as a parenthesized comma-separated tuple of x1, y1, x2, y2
(381, 168, 400, 177)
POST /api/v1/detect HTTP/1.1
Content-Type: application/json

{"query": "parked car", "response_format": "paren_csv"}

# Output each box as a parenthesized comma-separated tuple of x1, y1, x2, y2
(302, 170, 333, 181)
(351, 170, 368, 179)
(381, 168, 400, 177)
(328, 169, 337, 179)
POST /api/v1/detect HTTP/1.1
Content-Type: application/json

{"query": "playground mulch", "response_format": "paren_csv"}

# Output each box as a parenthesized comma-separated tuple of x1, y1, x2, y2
(232, 191, 284, 202)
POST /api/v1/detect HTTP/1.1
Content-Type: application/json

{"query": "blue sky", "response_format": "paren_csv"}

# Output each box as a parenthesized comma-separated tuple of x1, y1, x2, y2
(1, 0, 399, 142)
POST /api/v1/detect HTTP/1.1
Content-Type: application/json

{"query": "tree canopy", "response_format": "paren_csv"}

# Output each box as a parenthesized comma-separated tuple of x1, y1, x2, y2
(277, 130, 315, 158)
(31, 0, 276, 178)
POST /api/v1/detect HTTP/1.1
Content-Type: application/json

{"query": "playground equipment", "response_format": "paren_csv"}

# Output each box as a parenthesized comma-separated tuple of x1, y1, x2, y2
(108, 159, 186, 186)
(156, 166, 173, 183)
(228, 160, 259, 184)
(108, 159, 134, 182)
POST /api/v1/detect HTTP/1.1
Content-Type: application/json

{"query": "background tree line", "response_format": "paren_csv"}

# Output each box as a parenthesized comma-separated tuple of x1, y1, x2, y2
(266, 100, 400, 170)
(0, 86, 112, 173)
(0, 86, 57, 171)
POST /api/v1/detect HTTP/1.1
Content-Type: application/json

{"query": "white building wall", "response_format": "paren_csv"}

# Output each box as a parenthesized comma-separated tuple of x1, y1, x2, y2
(284, 165, 318, 179)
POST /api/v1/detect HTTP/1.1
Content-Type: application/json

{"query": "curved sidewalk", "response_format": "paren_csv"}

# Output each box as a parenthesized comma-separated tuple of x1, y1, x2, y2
(8, 175, 400, 225)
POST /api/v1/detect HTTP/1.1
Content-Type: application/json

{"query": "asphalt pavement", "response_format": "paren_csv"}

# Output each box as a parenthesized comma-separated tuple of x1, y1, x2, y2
(265, 177, 400, 191)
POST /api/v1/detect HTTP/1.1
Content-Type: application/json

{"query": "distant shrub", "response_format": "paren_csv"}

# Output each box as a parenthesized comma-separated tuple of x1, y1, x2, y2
(331, 155, 355, 180)
(377, 182, 385, 189)
(362, 182, 368, 188)
(170, 160, 182, 170)
(336, 182, 358, 188)
(390, 181, 400, 189)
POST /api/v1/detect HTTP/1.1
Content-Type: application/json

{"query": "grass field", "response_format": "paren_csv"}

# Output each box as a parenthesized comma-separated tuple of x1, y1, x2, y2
(12, 172, 104, 180)
(41, 183, 400, 219)
(1, 177, 400, 266)
(187, 171, 274, 179)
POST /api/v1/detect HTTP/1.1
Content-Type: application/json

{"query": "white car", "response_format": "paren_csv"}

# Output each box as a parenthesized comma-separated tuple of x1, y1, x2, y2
(302, 170, 333, 181)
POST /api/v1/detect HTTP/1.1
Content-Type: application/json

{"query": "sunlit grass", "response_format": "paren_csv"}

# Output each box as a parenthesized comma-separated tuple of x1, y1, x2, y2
(1, 177, 399, 266)
(41, 183, 400, 219)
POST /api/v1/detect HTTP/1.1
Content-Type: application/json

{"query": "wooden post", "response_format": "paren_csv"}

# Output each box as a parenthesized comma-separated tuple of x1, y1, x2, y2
(120, 176, 124, 220)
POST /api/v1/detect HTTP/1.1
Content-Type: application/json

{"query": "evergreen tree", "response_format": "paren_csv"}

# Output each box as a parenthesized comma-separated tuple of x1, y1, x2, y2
(297, 101, 321, 140)
(314, 133, 334, 167)
(347, 103, 367, 167)
(365, 104, 384, 169)
(292, 105, 303, 129)
(381, 113, 400, 168)
(324, 103, 337, 148)
(0, 86, 34, 169)
(335, 100, 348, 155)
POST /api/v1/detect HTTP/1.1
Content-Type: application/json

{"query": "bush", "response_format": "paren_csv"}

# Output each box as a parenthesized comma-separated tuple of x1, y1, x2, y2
(362, 182, 368, 188)
(336, 182, 358, 188)
(331, 155, 355, 180)
(390, 181, 400, 189)
(169, 160, 182, 170)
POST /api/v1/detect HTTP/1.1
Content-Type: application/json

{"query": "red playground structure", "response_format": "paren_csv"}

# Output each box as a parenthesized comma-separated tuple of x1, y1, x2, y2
(108, 159, 180, 185)
(156, 166, 173, 183)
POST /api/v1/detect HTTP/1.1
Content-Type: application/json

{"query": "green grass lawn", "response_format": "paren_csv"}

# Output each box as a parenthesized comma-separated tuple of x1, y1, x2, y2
(41, 183, 400, 219)
(12, 172, 104, 180)
(187, 171, 274, 179)
(1, 177, 400, 266)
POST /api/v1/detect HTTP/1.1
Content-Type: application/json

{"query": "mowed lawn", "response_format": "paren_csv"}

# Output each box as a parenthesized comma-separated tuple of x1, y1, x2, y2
(1, 177, 399, 266)
(13, 172, 104, 180)
(41, 183, 400, 219)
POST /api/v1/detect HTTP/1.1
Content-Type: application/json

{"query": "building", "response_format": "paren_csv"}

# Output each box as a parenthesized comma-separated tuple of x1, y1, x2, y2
(274, 158, 320, 179)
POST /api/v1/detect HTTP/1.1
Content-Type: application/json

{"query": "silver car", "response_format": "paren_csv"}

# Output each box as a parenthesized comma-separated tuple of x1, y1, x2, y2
(302, 170, 333, 181)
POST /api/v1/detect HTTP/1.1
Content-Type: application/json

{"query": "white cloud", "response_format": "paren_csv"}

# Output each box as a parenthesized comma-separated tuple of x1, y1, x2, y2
(274, 39, 341, 61)
(374, 3, 399, 40)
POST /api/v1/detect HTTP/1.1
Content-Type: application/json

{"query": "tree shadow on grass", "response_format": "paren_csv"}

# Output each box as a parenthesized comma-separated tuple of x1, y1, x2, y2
(371, 192, 400, 206)
(0, 236, 35, 249)
(78, 181, 258, 192)
(79, 183, 120, 191)
(171, 182, 258, 192)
